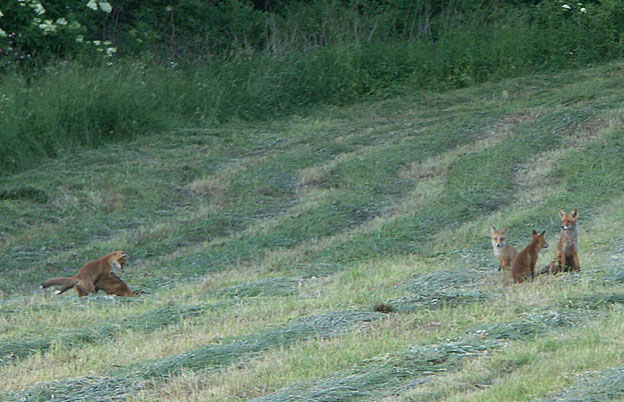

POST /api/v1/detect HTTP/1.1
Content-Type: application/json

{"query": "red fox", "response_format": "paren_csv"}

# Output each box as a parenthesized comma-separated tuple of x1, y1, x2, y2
(511, 230, 548, 283)
(549, 208, 580, 274)
(41, 251, 132, 297)
(490, 225, 519, 271)
(95, 271, 141, 297)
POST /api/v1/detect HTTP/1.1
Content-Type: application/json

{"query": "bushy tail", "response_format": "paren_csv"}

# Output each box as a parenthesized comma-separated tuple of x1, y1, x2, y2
(40, 277, 78, 295)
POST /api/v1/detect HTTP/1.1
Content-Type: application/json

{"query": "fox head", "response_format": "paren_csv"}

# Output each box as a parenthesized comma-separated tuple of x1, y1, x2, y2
(558, 208, 578, 231)
(490, 225, 509, 249)
(109, 250, 129, 274)
(531, 230, 548, 250)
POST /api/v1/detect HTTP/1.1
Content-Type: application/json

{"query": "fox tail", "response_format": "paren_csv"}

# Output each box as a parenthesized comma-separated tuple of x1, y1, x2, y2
(40, 277, 78, 295)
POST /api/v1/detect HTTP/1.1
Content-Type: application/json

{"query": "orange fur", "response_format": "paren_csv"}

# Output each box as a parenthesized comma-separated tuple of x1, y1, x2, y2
(41, 251, 135, 297)
(511, 230, 548, 283)
(549, 208, 580, 274)
(490, 225, 518, 271)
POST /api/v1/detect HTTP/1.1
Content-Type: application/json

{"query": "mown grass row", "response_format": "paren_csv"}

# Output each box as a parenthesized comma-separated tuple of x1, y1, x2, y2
(251, 308, 590, 402)
(4, 310, 385, 402)
(0, 302, 219, 364)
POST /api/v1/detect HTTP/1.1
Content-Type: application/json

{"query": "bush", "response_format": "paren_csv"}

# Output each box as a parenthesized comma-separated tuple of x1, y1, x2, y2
(0, 0, 115, 69)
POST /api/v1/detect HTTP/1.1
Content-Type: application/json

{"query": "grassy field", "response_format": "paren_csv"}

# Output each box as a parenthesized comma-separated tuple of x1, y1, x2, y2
(1, 60, 624, 401)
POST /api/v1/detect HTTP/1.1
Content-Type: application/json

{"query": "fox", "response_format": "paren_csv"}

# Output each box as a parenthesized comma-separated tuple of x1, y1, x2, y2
(549, 208, 580, 275)
(95, 271, 142, 297)
(490, 225, 519, 271)
(41, 251, 129, 297)
(511, 230, 548, 283)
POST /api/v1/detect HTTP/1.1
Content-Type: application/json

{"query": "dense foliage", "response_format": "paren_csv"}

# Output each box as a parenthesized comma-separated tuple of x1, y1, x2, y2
(1, 0, 623, 174)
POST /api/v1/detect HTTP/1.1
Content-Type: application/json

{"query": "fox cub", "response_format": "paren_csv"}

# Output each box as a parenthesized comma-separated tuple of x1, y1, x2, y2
(549, 208, 580, 274)
(490, 225, 519, 271)
(511, 230, 548, 283)
(41, 251, 135, 297)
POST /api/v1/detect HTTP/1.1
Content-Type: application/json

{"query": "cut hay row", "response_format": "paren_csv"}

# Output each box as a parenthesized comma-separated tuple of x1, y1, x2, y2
(535, 366, 624, 402)
(4, 310, 384, 401)
(0, 303, 217, 365)
(250, 309, 590, 401)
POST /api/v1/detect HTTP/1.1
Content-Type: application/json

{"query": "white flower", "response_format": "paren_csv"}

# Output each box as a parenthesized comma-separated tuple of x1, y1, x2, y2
(0, 10, 4, 18)
(34, 3, 46, 15)
(56, 18, 68, 25)
(38, 19, 57, 34)
(98, 1, 112, 13)
(93, 40, 101, 45)
(562, 4, 571, 9)
(86, 0, 98, 11)
(0, 28, 6, 37)
(580, 7, 586, 13)
(105, 47, 116, 57)
(76, 35, 84, 42)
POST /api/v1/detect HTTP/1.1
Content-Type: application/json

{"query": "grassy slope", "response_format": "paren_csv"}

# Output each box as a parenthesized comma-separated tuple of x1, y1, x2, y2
(1, 61, 624, 401)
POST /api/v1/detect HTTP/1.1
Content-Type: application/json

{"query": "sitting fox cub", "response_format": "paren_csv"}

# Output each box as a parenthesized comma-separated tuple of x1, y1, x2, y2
(536, 208, 580, 276)
(41, 251, 139, 297)
(550, 208, 580, 274)
(511, 230, 548, 283)
(490, 225, 518, 271)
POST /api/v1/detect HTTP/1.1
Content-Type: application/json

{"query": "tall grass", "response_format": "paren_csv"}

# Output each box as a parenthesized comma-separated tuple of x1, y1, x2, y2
(2, 1, 623, 174)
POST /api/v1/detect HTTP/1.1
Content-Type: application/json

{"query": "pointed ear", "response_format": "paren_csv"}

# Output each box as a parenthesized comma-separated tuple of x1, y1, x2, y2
(532, 229, 538, 235)
(503, 227, 508, 235)
(571, 208, 578, 218)
(540, 230, 546, 236)
(558, 208, 566, 218)
(489, 224, 496, 233)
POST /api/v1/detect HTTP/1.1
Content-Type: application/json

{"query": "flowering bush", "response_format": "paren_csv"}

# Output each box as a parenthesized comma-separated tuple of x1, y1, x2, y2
(0, 0, 115, 69)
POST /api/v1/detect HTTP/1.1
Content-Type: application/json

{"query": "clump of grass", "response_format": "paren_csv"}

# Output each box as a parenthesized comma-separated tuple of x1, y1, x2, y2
(218, 278, 300, 298)
(560, 293, 624, 310)
(536, 366, 624, 402)
(476, 309, 587, 341)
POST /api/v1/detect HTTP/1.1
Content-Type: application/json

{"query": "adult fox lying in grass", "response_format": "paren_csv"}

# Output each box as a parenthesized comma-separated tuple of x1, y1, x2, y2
(41, 251, 140, 297)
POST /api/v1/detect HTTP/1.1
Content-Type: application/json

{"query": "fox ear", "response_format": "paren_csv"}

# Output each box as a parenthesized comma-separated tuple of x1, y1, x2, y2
(489, 224, 496, 233)
(558, 208, 566, 218)
(532, 229, 538, 235)
(503, 227, 508, 235)
(540, 230, 546, 236)
(571, 208, 578, 218)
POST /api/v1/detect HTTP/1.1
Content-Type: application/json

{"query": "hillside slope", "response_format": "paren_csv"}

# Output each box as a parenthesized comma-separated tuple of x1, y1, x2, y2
(1, 62, 624, 401)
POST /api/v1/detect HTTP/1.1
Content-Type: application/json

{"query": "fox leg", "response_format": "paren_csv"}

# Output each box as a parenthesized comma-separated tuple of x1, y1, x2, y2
(571, 252, 581, 271)
(550, 259, 560, 275)
(76, 280, 96, 297)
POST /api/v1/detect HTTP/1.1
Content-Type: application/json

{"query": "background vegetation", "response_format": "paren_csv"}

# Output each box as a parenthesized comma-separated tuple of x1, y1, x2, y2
(1, 0, 624, 174)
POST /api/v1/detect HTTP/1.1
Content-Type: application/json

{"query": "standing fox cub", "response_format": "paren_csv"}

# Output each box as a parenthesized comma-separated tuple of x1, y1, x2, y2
(490, 225, 518, 271)
(41, 251, 139, 297)
(511, 230, 548, 283)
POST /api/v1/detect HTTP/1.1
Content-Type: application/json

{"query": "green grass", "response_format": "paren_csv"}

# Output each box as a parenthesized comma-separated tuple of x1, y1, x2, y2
(2, 61, 624, 401)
